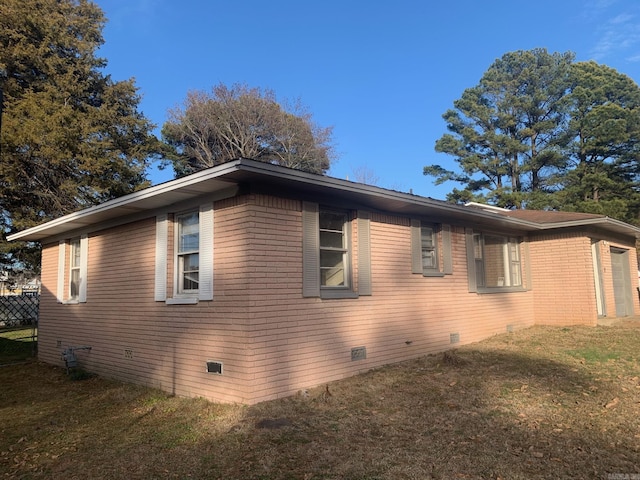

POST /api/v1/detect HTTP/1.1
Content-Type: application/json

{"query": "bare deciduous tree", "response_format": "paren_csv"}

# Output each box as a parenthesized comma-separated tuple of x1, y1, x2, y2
(162, 84, 334, 177)
(350, 165, 380, 186)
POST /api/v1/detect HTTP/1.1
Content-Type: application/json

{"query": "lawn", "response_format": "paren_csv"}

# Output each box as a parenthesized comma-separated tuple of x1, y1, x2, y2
(1, 322, 640, 479)
(0, 327, 37, 364)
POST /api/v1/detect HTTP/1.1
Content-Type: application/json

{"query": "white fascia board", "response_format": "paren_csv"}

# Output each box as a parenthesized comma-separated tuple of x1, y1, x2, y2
(7, 161, 242, 242)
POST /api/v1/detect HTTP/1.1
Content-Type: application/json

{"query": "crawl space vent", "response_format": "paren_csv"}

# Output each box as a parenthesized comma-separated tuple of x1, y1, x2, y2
(351, 346, 367, 361)
(206, 361, 223, 375)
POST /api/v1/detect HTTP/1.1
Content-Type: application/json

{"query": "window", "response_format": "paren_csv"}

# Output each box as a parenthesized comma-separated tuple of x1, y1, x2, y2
(302, 202, 371, 299)
(421, 224, 438, 273)
(154, 203, 213, 304)
(69, 237, 81, 300)
(57, 234, 88, 303)
(176, 211, 199, 294)
(467, 230, 522, 292)
(319, 210, 349, 288)
(411, 220, 452, 276)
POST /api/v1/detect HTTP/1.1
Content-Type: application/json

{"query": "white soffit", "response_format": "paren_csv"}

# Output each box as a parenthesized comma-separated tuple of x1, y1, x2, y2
(7, 167, 238, 241)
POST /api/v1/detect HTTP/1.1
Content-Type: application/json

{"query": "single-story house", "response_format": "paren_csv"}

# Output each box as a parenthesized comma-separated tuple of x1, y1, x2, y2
(8, 158, 640, 404)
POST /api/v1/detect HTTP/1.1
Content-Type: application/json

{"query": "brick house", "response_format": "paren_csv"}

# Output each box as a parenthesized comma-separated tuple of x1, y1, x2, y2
(8, 159, 640, 404)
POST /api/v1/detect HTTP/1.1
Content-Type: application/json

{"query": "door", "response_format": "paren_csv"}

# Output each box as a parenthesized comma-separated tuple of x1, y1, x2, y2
(610, 248, 633, 317)
(591, 240, 606, 317)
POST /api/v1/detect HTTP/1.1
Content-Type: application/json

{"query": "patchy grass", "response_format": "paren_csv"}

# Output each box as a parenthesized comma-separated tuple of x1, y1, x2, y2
(0, 327, 36, 363)
(2, 321, 640, 479)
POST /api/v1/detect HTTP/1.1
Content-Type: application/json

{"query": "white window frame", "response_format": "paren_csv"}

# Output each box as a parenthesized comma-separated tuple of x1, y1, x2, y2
(155, 203, 214, 304)
(319, 209, 351, 290)
(69, 237, 82, 300)
(175, 210, 200, 296)
(57, 234, 88, 304)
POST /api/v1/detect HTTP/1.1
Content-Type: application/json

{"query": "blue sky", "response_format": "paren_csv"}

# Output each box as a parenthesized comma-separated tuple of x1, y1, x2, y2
(95, 0, 640, 199)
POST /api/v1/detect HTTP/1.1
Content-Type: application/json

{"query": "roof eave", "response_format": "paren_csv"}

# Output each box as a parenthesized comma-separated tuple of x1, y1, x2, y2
(8, 158, 640, 242)
(532, 217, 640, 239)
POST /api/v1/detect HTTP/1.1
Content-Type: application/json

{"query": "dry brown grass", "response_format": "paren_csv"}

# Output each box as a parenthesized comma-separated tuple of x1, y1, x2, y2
(2, 321, 640, 479)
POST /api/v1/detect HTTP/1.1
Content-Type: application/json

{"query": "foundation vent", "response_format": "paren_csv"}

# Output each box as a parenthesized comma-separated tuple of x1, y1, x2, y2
(351, 346, 367, 361)
(206, 361, 223, 375)
(450, 333, 460, 344)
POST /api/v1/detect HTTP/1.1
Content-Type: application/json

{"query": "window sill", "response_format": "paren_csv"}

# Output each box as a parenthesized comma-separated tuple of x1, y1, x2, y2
(422, 271, 446, 277)
(320, 289, 359, 300)
(166, 297, 199, 305)
(476, 287, 526, 294)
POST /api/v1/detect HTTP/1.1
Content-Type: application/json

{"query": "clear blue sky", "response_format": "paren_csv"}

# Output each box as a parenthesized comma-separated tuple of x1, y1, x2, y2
(95, 0, 640, 199)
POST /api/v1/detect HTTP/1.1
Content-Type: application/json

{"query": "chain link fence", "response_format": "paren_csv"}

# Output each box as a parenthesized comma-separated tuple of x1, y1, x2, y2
(0, 294, 39, 328)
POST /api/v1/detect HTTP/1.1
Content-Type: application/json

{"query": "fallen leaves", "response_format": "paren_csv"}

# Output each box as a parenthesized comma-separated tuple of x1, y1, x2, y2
(605, 397, 620, 409)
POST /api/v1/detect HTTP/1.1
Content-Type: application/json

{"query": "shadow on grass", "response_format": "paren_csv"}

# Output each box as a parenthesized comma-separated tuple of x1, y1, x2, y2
(0, 330, 37, 364)
(199, 348, 637, 480)
(1, 338, 639, 480)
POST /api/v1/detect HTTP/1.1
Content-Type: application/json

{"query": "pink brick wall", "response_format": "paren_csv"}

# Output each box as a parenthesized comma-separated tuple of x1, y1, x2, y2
(38, 194, 637, 404)
(528, 231, 639, 326)
(528, 232, 597, 325)
(240, 199, 535, 403)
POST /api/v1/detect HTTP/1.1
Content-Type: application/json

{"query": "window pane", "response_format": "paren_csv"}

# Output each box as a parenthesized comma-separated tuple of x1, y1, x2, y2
(483, 235, 506, 287)
(421, 225, 437, 270)
(421, 226, 434, 248)
(320, 250, 345, 286)
(422, 250, 436, 269)
(475, 259, 485, 287)
(180, 233, 199, 252)
(178, 212, 199, 252)
(511, 262, 522, 286)
(183, 272, 199, 291)
(71, 238, 81, 268)
(183, 253, 199, 272)
(70, 269, 80, 299)
(319, 212, 345, 231)
(177, 211, 200, 293)
(320, 231, 344, 249)
(509, 238, 522, 286)
(473, 234, 483, 259)
(180, 253, 199, 291)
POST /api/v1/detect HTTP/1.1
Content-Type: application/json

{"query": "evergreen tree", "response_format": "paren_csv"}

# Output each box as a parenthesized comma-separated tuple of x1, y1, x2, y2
(0, 0, 162, 275)
(557, 61, 640, 223)
(425, 49, 640, 224)
(425, 49, 573, 209)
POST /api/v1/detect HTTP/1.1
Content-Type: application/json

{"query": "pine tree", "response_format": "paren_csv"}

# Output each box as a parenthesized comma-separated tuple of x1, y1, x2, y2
(0, 0, 162, 274)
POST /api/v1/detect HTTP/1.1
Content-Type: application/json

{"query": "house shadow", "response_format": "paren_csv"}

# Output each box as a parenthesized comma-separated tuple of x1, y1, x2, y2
(0, 330, 36, 363)
(195, 345, 639, 479)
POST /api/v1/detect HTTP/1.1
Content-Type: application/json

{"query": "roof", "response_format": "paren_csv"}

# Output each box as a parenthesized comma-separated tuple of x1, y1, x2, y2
(502, 210, 606, 223)
(8, 158, 640, 241)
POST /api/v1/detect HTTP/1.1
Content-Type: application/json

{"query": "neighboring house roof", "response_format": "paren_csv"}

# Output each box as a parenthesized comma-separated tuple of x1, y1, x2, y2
(8, 158, 640, 242)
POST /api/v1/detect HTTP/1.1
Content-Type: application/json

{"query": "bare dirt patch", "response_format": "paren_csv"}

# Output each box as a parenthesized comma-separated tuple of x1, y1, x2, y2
(2, 322, 640, 479)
